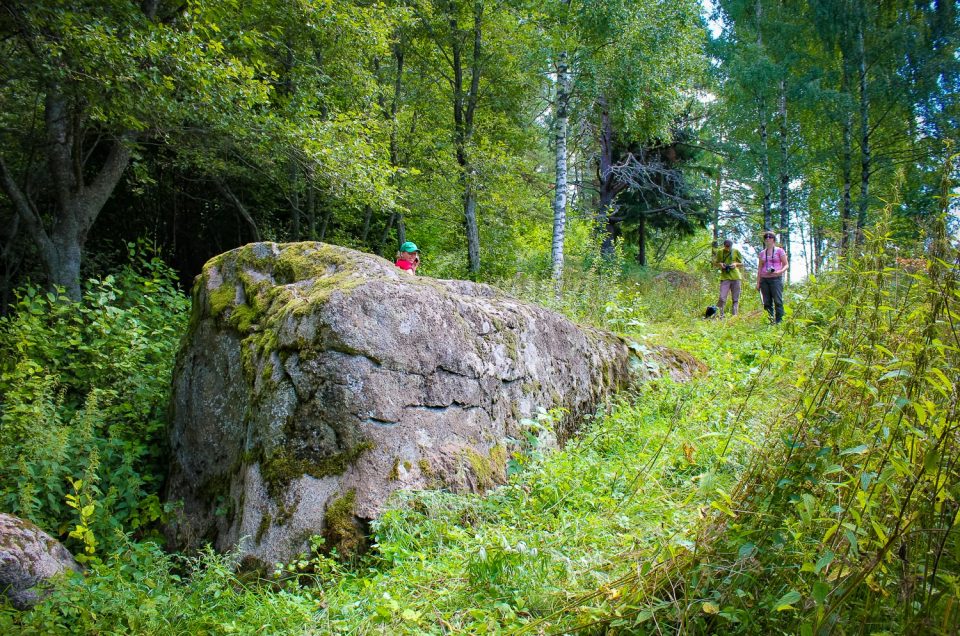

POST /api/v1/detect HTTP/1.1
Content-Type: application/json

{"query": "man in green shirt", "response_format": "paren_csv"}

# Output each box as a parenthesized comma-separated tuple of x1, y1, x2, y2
(713, 239, 743, 317)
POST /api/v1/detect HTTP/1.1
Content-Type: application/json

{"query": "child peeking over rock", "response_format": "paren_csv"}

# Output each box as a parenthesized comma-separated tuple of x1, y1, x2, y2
(394, 241, 420, 275)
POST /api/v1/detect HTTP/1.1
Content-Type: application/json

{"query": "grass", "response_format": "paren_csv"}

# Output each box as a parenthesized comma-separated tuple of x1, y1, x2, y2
(5, 242, 956, 635)
(3, 265, 807, 634)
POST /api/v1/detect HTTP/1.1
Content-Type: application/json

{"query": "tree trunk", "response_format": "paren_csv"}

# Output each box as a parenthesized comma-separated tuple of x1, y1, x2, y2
(0, 87, 132, 300)
(215, 180, 261, 242)
(778, 78, 790, 259)
(756, 0, 772, 230)
(856, 22, 870, 243)
(596, 96, 622, 257)
(636, 214, 647, 266)
(840, 61, 854, 254)
(319, 206, 333, 241)
(758, 96, 772, 230)
(307, 185, 317, 239)
(48, 235, 84, 299)
(551, 48, 571, 282)
(289, 163, 301, 241)
(361, 205, 373, 246)
(379, 211, 406, 256)
(380, 212, 397, 256)
(396, 213, 406, 245)
(712, 163, 722, 248)
(448, 0, 483, 276)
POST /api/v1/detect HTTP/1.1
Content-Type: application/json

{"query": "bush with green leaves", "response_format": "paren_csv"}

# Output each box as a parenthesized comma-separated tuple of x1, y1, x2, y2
(0, 540, 319, 634)
(607, 228, 960, 634)
(0, 246, 188, 557)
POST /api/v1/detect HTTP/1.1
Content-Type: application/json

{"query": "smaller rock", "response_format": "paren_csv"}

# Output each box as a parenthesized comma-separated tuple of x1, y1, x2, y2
(653, 270, 700, 290)
(0, 513, 81, 609)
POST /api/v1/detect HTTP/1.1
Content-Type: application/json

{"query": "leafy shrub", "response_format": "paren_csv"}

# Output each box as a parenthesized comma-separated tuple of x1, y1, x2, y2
(0, 245, 188, 556)
(0, 540, 318, 633)
(611, 228, 960, 634)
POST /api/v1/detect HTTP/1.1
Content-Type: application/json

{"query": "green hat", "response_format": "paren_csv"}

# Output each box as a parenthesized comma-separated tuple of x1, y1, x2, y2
(399, 241, 419, 253)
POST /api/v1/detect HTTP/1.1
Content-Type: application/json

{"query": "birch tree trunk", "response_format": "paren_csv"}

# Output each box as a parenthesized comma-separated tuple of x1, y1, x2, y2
(551, 49, 571, 282)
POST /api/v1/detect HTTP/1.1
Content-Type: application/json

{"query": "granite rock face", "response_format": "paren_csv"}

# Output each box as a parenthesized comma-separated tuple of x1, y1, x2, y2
(0, 513, 80, 609)
(165, 242, 634, 565)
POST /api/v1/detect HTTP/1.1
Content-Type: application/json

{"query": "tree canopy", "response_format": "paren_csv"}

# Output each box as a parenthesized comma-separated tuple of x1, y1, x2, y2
(0, 0, 956, 296)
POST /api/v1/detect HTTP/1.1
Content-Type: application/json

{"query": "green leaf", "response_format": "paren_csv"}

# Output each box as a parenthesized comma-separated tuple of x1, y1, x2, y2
(840, 444, 870, 456)
(814, 550, 834, 574)
(878, 368, 911, 381)
(737, 542, 757, 559)
(773, 590, 802, 611)
(812, 581, 830, 605)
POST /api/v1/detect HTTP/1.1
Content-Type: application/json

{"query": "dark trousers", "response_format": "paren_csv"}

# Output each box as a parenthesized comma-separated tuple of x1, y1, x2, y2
(759, 276, 784, 323)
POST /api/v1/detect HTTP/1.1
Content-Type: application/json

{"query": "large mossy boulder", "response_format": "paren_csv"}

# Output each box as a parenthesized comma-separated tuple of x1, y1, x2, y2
(165, 242, 634, 565)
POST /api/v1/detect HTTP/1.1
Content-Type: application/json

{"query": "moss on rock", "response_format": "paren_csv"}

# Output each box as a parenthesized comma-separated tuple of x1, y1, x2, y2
(463, 444, 507, 491)
(388, 457, 401, 481)
(255, 512, 272, 545)
(260, 441, 375, 499)
(322, 489, 365, 558)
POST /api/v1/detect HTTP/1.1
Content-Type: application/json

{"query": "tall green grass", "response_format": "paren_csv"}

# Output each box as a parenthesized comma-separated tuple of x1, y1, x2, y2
(598, 228, 960, 634)
(6, 233, 956, 635)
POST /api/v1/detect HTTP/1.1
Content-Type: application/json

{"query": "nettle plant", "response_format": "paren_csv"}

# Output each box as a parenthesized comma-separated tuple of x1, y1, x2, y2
(0, 245, 188, 558)
(648, 227, 960, 634)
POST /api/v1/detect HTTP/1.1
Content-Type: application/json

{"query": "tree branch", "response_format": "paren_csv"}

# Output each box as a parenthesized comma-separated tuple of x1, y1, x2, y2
(0, 154, 52, 255)
(81, 134, 135, 232)
(215, 178, 261, 241)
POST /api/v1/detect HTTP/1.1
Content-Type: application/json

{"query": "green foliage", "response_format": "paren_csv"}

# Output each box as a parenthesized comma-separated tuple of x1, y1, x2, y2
(5, 271, 789, 633)
(6, 226, 957, 635)
(0, 540, 319, 634)
(500, 225, 716, 331)
(0, 245, 188, 555)
(608, 228, 960, 633)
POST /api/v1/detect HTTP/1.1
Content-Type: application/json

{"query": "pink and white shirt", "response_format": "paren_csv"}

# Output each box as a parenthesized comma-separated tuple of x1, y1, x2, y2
(758, 246, 786, 278)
